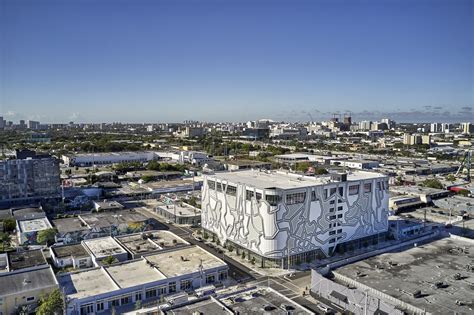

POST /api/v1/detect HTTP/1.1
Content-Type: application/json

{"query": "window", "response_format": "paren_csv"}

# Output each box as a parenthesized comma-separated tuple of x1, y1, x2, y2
(26, 297, 35, 302)
(311, 190, 317, 201)
(216, 182, 223, 192)
(329, 215, 337, 220)
(96, 302, 104, 312)
(180, 279, 192, 291)
(329, 208, 335, 213)
(329, 200, 335, 205)
(219, 271, 228, 281)
(265, 194, 281, 206)
(246, 190, 254, 200)
(329, 231, 336, 235)
(255, 192, 262, 200)
(337, 206, 343, 211)
(329, 238, 336, 244)
(208, 180, 215, 190)
(330, 188, 337, 196)
(324, 189, 328, 199)
(168, 282, 177, 293)
(80, 304, 94, 315)
(337, 229, 342, 234)
(145, 288, 157, 299)
(349, 185, 359, 195)
(135, 292, 142, 301)
(158, 286, 167, 295)
(226, 185, 237, 196)
(377, 182, 382, 191)
(286, 192, 306, 205)
(206, 274, 216, 284)
(337, 214, 343, 218)
(120, 296, 131, 305)
(364, 183, 372, 193)
(338, 187, 344, 196)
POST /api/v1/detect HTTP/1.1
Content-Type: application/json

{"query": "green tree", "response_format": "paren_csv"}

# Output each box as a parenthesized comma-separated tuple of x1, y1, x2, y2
(446, 174, 456, 182)
(1, 218, 16, 232)
(36, 229, 56, 245)
(421, 179, 443, 189)
(0, 232, 12, 251)
(36, 289, 64, 315)
(140, 175, 154, 183)
(102, 255, 118, 265)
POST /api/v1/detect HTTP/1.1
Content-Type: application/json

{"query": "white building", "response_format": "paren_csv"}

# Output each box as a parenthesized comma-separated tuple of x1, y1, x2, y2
(201, 170, 389, 268)
(330, 160, 380, 170)
(59, 246, 228, 315)
(62, 151, 158, 167)
(50, 243, 93, 269)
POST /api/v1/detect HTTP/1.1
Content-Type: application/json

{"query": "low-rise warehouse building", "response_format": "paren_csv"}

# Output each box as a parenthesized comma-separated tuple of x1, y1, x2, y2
(82, 236, 128, 266)
(116, 230, 189, 259)
(50, 243, 92, 269)
(0, 265, 58, 315)
(322, 237, 474, 315)
(16, 217, 53, 245)
(59, 245, 228, 315)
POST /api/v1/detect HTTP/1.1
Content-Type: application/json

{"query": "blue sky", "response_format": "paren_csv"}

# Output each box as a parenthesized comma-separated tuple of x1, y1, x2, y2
(1, 0, 472, 123)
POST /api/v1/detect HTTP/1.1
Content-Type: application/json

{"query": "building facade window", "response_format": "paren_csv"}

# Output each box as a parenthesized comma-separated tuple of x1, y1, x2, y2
(180, 279, 192, 291)
(134, 292, 142, 301)
(330, 188, 337, 196)
(246, 190, 254, 200)
(158, 286, 167, 295)
(265, 194, 281, 206)
(337, 206, 343, 211)
(96, 302, 104, 312)
(80, 304, 94, 315)
(219, 270, 228, 281)
(337, 214, 343, 218)
(168, 282, 177, 293)
(120, 296, 131, 305)
(349, 185, 359, 195)
(311, 190, 317, 201)
(226, 185, 237, 196)
(208, 180, 215, 190)
(364, 183, 372, 193)
(145, 288, 157, 299)
(338, 187, 344, 196)
(286, 192, 306, 205)
(206, 274, 216, 284)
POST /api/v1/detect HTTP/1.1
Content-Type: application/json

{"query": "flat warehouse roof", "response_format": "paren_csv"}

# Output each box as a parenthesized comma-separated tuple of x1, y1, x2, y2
(0, 266, 57, 296)
(83, 236, 127, 259)
(209, 170, 386, 190)
(335, 238, 474, 315)
(18, 217, 51, 232)
(145, 246, 226, 278)
(105, 259, 166, 288)
(59, 268, 119, 299)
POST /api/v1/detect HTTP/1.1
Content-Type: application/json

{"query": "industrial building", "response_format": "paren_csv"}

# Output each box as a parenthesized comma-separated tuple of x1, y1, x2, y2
(202, 170, 389, 268)
(316, 237, 474, 315)
(59, 245, 228, 315)
(16, 217, 53, 245)
(0, 155, 60, 208)
(0, 265, 58, 315)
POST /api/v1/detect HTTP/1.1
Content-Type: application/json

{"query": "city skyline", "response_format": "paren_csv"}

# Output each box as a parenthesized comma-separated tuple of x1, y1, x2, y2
(1, 0, 473, 123)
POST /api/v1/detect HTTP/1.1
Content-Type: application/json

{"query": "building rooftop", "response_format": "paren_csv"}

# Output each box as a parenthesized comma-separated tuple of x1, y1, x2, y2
(225, 159, 272, 166)
(0, 266, 57, 296)
(209, 170, 385, 190)
(82, 236, 127, 259)
(93, 200, 124, 211)
(116, 231, 188, 256)
(12, 207, 45, 220)
(158, 203, 201, 217)
(165, 297, 231, 314)
(220, 287, 312, 314)
(105, 259, 166, 288)
(335, 237, 474, 315)
(8, 249, 47, 271)
(52, 217, 89, 234)
(145, 245, 226, 278)
(18, 217, 52, 233)
(79, 209, 149, 229)
(58, 267, 119, 299)
(51, 243, 89, 258)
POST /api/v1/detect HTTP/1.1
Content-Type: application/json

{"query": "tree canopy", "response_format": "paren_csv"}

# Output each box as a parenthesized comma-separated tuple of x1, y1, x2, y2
(37, 289, 63, 315)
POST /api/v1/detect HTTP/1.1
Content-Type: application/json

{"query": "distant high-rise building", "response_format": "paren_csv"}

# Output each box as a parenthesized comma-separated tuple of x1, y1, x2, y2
(0, 153, 60, 207)
(358, 121, 372, 131)
(27, 120, 40, 130)
(0, 117, 5, 129)
(461, 122, 473, 135)
(430, 123, 442, 133)
(380, 118, 395, 129)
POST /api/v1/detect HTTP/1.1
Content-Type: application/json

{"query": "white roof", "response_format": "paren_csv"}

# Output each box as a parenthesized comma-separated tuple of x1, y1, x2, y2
(209, 170, 386, 190)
